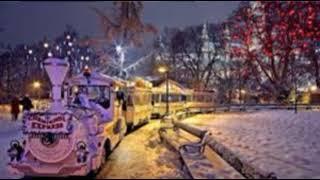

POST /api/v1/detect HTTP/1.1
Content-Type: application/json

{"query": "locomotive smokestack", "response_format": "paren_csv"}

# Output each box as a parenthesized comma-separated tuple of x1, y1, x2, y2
(43, 58, 69, 112)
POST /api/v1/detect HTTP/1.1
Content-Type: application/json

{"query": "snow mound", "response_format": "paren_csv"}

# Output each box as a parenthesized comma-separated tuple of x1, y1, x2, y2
(183, 110, 320, 178)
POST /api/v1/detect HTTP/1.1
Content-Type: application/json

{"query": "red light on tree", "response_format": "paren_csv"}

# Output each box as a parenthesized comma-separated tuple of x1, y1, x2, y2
(289, 10, 295, 16)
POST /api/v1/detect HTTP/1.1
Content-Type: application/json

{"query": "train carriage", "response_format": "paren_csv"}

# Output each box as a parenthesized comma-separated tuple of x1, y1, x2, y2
(125, 77, 153, 131)
(151, 79, 189, 118)
(189, 90, 215, 113)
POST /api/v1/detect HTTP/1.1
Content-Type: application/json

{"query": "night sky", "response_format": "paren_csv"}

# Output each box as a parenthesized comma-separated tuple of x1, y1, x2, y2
(0, 1, 240, 46)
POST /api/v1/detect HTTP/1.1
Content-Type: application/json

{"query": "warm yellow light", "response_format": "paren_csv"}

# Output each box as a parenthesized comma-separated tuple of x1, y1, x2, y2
(241, 89, 246, 94)
(158, 66, 168, 74)
(73, 86, 79, 93)
(33, 81, 41, 89)
(310, 85, 317, 92)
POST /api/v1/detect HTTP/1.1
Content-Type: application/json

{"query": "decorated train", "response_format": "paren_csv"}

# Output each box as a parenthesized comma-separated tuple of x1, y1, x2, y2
(7, 58, 215, 177)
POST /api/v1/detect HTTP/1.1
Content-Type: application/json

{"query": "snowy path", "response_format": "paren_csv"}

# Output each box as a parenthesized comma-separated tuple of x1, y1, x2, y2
(0, 113, 23, 179)
(183, 111, 320, 179)
(97, 120, 189, 179)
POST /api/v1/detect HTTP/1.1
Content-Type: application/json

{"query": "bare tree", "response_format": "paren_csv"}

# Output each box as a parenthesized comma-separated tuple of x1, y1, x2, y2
(157, 24, 222, 90)
(85, 1, 157, 78)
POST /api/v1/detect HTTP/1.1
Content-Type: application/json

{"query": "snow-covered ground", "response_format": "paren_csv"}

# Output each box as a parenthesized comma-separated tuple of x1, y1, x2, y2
(183, 110, 320, 179)
(0, 113, 23, 179)
(97, 120, 189, 179)
(2, 109, 320, 179)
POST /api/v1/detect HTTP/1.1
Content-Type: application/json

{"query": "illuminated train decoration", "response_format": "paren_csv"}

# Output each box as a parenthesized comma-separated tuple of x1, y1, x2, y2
(7, 58, 215, 177)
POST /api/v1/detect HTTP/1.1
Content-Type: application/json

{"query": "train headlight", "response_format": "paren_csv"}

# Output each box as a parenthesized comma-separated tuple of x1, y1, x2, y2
(76, 141, 89, 163)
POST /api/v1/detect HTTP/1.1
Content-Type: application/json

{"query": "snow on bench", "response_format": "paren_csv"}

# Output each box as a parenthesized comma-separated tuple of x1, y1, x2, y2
(159, 118, 244, 179)
(174, 121, 278, 179)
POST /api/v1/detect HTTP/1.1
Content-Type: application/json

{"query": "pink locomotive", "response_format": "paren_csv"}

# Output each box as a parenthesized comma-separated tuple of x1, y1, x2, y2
(7, 58, 128, 177)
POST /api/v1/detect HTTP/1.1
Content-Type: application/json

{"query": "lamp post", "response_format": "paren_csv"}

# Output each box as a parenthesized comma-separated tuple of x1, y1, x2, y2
(241, 89, 246, 111)
(310, 85, 317, 93)
(116, 45, 125, 78)
(33, 81, 41, 110)
(158, 66, 169, 116)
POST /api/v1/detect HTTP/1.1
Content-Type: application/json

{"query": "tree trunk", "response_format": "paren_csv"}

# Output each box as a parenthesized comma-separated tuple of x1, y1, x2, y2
(312, 53, 320, 88)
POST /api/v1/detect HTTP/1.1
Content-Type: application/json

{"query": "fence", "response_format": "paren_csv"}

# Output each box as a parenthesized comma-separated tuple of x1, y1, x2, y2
(187, 104, 320, 115)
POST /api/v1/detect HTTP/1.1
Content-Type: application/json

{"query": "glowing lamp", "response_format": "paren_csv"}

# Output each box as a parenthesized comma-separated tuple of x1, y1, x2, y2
(158, 66, 168, 74)
(310, 85, 317, 92)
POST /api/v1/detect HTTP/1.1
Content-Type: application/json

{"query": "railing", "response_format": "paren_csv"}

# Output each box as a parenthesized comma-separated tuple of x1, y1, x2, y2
(187, 104, 320, 114)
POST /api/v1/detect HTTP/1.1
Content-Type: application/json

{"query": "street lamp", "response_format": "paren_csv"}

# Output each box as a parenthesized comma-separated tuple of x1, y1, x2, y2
(116, 45, 125, 78)
(240, 89, 246, 111)
(33, 81, 41, 89)
(310, 85, 317, 92)
(116, 45, 122, 54)
(158, 66, 169, 116)
(43, 42, 49, 49)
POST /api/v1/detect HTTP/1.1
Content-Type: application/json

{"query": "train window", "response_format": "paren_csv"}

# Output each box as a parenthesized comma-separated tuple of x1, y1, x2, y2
(173, 94, 179, 102)
(133, 95, 140, 105)
(200, 95, 204, 102)
(141, 94, 145, 105)
(71, 85, 111, 109)
(152, 94, 157, 103)
(161, 94, 167, 103)
(170, 94, 175, 102)
(147, 94, 152, 105)
(144, 94, 148, 104)
(181, 95, 186, 101)
(116, 91, 125, 101)
(148, 95, 151, 104)
(127, 95, 134, 106)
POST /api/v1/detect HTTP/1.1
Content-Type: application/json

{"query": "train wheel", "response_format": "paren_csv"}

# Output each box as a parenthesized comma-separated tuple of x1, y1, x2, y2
(103, 140, 112, 161)
(87, 140, 111, 177)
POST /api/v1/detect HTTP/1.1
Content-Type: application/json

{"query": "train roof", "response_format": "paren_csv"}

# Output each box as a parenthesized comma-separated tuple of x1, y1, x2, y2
(127, 77, 153, 89)
(151, 79, 190, 94)
(66, 71, 125, 87)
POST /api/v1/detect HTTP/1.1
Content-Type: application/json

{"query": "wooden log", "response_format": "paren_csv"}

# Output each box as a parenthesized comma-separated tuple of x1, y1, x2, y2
(173, 120, 206, 138)
(159, 130, 180, 151)
(174, 122, 277, 179)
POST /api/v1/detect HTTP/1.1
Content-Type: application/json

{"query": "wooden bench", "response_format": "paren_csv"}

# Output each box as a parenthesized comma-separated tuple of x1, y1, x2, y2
(179, 131, 211, 155)
(159, 125, 244, 179)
